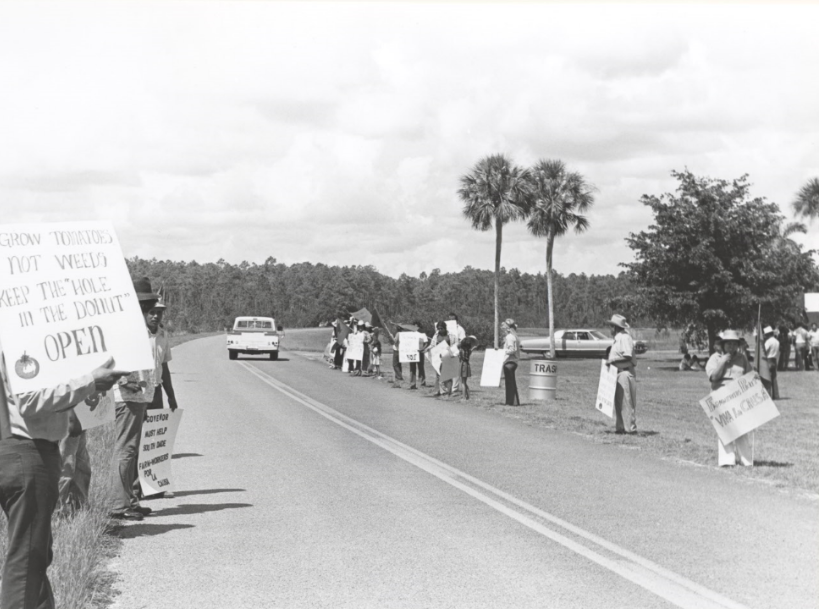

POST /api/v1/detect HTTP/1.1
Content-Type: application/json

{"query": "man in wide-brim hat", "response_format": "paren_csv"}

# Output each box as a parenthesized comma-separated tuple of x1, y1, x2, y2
(705, 330, 754, 466)
(761, 326, 780, 399)
(606, 314, 637, 433)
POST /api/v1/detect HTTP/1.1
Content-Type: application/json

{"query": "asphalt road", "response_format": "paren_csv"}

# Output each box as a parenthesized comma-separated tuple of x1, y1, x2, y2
(109, 334, 818, 609)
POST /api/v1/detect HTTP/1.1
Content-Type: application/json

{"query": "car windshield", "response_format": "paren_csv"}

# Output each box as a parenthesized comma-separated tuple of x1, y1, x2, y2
(590, 331, 609, 340)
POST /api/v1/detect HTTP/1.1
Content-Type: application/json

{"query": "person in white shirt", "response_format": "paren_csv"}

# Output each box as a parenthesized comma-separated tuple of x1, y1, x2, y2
(501, 319, 521, 405)
(793, 323, 809, 371)
(809, 323, 819, 373)
(762, 326, 780, 399)
(446, 313, 466, 394)
(606, 314, 637, 434)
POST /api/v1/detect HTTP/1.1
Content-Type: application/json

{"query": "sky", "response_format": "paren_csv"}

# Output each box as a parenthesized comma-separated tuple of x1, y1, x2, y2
(1, 1, 817, 279)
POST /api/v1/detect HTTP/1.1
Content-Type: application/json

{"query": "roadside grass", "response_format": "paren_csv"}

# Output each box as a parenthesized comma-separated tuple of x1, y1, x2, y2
(285, 327, 819, 496)
(0, 331, 216, 608)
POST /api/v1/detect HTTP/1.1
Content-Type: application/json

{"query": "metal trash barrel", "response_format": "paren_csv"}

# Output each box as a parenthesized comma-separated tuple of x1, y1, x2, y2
(529, 360, 557, 401)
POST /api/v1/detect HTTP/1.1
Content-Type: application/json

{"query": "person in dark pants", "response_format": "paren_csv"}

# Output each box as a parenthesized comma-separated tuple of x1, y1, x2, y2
(412, 320, 428, 387)
(777, 324, 790, 371)
(502, 319, 521, 405)
(0, 355, 126, 609)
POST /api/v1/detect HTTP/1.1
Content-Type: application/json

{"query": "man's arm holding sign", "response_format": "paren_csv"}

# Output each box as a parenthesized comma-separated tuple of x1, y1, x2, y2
(9, 355, 128, 416)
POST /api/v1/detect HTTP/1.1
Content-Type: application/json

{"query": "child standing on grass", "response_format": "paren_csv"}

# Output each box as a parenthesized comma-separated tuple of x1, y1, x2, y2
(371, 330, 383, 379)
(459, 335, 476, 400)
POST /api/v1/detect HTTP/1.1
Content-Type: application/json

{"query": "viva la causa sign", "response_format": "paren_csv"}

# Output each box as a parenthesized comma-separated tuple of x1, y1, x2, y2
(0, 221, 154, 394)
(699, 372, 779, 446)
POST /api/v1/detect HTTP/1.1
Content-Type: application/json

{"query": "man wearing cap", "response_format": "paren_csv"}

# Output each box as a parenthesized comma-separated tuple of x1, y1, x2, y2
(606, 314, 637, 434)
(0, 350, 127, 608)
(110, 277, 164, 520)
(705, 330, 753, 466)
(762, 326, 780, 399)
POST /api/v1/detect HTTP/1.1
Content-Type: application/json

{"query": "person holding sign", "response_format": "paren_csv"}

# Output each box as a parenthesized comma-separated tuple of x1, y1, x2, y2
(705, 330, 753, 466)
(0, 352, 127, 609)
(425, 322, 452, 397)
(607, 314, 637, 433)
(501, 319, 521, 406)
(110, 279, 164, 521)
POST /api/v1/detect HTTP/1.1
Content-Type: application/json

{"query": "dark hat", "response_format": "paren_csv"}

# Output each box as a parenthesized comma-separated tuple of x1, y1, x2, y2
(133, 277, 166, 308)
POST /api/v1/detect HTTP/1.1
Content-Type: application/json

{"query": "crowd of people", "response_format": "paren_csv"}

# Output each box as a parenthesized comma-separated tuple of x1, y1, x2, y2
(326, 312, 525, 405)
(0, 276, 179, 609)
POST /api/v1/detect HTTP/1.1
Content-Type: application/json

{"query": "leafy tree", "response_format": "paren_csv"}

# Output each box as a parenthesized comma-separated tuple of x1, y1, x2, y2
(624, 170, 819, 349)
(526, 159, 595, 359)
(792, 177, 819, 221)
(458, 154, 531, 348)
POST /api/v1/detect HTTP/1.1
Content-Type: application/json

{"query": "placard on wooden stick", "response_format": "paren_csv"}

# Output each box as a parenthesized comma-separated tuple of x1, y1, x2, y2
(480, 349, 505, 387)
(595, 360, 618, 419)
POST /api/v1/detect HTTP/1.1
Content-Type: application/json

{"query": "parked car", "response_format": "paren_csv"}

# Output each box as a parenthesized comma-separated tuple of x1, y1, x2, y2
(520, 329, 647, 358)
(227, 316, 282, 360)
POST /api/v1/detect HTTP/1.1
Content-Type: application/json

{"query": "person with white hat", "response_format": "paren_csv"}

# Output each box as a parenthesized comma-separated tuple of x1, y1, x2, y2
(606, 314, 637, 433)
(762, 326, 780, 399)
(705, 330, 754, 466)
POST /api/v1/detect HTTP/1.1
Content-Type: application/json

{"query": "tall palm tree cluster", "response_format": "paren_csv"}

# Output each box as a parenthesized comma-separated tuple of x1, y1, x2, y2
(458, 154, 596, 357)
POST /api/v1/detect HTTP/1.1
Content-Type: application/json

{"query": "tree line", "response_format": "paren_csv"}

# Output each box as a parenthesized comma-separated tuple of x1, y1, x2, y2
(125, 256, 639, 343)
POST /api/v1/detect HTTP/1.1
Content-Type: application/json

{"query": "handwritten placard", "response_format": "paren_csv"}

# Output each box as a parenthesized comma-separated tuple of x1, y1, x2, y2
(595, 360, 618, 419)
(346, 333, 364, 361)
(428, 338, 451, 373)
(0, 221, 153, 394)
(480, 349, 505, 387)
(138, 408, 183, 495)
(699, 372, 780, 445)
(440, 354, 460, 383)
(399, 331, 422, 363)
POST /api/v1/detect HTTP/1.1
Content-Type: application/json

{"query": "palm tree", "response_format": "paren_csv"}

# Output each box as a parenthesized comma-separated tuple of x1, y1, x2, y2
(526, 159, 596, 360)
(458, 154, 531, 348)
(793, 177, 819, 221)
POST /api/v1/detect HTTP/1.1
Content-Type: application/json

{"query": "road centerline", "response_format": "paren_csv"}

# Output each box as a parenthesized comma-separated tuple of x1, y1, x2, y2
(240, 360, 750, 609)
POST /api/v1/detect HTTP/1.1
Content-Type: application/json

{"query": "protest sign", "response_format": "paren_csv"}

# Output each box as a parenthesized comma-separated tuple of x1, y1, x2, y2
(699, 372, 780, 445)
(346, 334, 364, 361)
(399, 331, 422, 363)
(480, 349, 505, 387)
(806, 293, 819, 325)
(0, 221, 154, 394)
(429, 338, 451, 373)
(595, 360, 618, 419)
(440, 354, 460, 383)
(445, 320, 458, 336)
(138, 408, 183, 495)
(74, 390, 115, 430)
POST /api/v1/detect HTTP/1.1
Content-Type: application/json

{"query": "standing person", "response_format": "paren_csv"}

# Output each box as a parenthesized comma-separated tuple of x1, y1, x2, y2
(793, 322, 809, 371)
(425, 322, 452, 397)
(777, 324, 790, 371)
(446, 313, 467, 395)
(382, 323, 404, 388)
(705, 330, 754, 466)
(360, 322, 372, 377)
(332, 320, 347, 370)
(0, 351, 126, 609)
(606, 314, 637, 433)
(370, 329, 383, 379)
(459, 336, 476, 401)
(110, 278, 162, 521)
(810, 323, 819, 373)
(501, 319, 521, 406)
(412, 320, 429, 387)
(345, 323, 362, 376)
(762, 326, 780, 399)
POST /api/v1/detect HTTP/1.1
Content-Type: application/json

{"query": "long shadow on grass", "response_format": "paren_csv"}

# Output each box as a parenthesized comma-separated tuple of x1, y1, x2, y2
(603, 430, 659, 437)
(172, 453, 203, 459)
(754, 460, 794, 468)
(149, 502, 253, 517)
(113, 523, 195, 539)
(171, 488, 246, 498)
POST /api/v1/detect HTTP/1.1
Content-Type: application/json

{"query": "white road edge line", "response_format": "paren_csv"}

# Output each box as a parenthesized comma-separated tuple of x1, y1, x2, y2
(240, 361, 751, 609)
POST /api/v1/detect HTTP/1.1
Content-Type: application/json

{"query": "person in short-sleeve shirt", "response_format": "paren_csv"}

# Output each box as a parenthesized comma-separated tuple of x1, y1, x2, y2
(606, 314, 637, 433)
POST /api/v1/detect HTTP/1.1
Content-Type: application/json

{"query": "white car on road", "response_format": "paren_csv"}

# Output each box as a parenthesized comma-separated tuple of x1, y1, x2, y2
(227, 316, 281, 360)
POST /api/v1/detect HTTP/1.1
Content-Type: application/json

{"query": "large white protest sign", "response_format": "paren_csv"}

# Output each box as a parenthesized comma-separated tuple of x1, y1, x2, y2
(0, 221, 154, 394)
(399, 331, 422, 363)
(138, 408, 183, 495)
(699, 372, 780, 445)
(346, 333, 364, 361)
(445, 320, 458, 336)
(429, 338, 451, 373)
(595, 360, 618, 419)
(74, 389, 115, 430)
(440, 354, 460, 383)
(480, 349, 506, 387)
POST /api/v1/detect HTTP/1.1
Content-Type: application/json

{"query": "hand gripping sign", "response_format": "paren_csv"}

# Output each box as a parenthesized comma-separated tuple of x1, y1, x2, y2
(699, 372, 780, 446)
(595, 360, 618, 419)
(138, 408, 184, 496)
(0, 221, 153, 394)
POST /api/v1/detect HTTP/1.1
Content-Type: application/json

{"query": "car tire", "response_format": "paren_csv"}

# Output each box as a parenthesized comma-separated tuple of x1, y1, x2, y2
(229, 350, 238, 360)
(269, 352, 278, 361)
